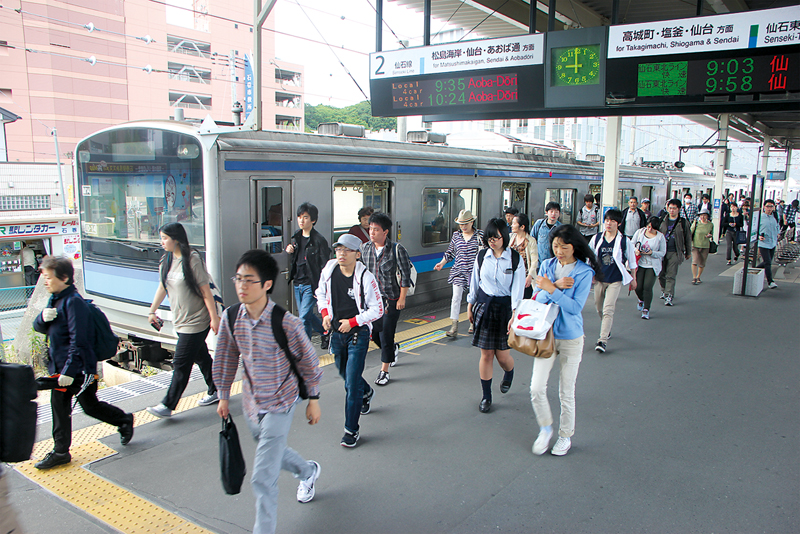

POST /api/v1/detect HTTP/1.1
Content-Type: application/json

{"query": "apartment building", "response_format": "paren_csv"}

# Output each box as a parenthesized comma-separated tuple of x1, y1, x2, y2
(0, 0, 304, 163)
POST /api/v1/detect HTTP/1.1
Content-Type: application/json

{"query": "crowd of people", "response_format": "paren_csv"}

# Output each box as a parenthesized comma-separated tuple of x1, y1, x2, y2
(26, 192, 795, 534)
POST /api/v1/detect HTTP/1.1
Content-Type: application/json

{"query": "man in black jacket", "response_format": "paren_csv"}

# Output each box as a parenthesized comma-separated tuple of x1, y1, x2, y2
(32, 257, 133, 470)
(286, 202, 331, 347)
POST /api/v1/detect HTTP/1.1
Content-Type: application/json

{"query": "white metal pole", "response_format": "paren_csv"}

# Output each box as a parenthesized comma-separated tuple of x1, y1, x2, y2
(52, 128, 68, 214)
(713, 113, 728, 241)
(602, 116, 622, 213)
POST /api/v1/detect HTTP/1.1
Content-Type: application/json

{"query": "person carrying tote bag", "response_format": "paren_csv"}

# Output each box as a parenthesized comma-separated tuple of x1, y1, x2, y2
(529, 224, 602, 457)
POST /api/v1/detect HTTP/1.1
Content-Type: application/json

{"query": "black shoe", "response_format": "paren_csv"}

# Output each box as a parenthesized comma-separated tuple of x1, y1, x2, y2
(320, 332, 330, 351)
(341, 430, 359, 448)
(361, 388, 373, 415)
(595, 341, 607, 353)
(119, 413, 134, 446)
(34, 450, 71, 470)
(500, 379, 512, 394)
(479, 399, 492, 413)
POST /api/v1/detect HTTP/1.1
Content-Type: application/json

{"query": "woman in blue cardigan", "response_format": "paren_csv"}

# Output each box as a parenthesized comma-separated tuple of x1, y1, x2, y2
(530, 224, 602, 457)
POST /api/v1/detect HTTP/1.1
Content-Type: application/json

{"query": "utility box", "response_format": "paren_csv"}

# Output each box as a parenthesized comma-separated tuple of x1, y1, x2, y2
(733, 268, 764, 297)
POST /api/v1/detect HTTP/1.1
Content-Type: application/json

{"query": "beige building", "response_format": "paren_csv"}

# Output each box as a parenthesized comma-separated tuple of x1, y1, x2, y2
(0, 0, 303, 163)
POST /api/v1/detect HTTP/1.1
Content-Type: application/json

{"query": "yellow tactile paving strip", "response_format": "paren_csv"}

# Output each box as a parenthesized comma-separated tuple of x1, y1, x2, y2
(14, 312, 462, 533)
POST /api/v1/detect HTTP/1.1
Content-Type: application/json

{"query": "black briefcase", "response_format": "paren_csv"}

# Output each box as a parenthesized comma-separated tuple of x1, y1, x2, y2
(219, 415, 246, 495)
(0, 363, 38, 462)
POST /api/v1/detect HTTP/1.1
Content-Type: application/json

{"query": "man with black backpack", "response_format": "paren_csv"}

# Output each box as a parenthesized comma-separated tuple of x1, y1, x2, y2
(213, 249, 323, 534)
(32, 257, 133, 469)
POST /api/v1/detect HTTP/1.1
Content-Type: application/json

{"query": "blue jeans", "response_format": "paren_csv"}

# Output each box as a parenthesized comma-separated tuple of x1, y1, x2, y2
(294, 284, 324, 339)
(245, 402, 314, 534)
(330, 327, 372, 434)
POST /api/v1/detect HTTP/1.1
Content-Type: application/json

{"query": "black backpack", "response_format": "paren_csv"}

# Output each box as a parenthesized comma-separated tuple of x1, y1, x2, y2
(477, 248, 521, 291)
(226, 303, 308, 399)
(85, 300, 120, 361)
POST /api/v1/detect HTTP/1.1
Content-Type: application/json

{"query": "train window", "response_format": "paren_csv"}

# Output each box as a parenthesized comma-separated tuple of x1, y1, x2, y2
(76, 128, 204, 267)
(422, 187, 480, 246)
(545, 188, 576, 225)
(502, 182, 528, 216)
(332, 180, 390, 243)
(617, 189, 635, 210)
(260, 186, 284, 254)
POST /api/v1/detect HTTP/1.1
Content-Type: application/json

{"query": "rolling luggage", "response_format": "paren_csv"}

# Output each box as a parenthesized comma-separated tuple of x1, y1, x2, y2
(0, 363, 37, 462)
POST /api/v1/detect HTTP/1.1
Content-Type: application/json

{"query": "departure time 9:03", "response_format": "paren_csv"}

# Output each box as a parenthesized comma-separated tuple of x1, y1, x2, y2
(705, 57, 753, 93)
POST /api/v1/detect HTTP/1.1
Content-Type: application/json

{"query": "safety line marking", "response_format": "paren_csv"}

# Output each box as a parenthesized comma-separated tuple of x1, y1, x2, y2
(15, 313, 467, 533)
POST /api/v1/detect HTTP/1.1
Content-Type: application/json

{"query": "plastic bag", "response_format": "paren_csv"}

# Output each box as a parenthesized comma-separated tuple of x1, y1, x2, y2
(219, 415, 246, 495)
(511, 299, 560, 340)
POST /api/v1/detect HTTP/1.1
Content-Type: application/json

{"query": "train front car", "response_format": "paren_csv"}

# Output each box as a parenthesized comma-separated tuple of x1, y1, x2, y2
(75, 122, 206, 370)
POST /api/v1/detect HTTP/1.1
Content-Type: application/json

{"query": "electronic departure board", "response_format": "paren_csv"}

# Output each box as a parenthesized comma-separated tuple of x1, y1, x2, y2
(391, 73, 519, 110)
(608, 47, 800, 103)
(373, 67, 542, 117)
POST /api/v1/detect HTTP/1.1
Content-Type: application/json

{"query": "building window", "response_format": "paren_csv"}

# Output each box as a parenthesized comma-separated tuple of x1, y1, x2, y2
(0, 195, 51, 211)
(168, 62, 211, 84)
(169, 92, 211, 110)
(499, 119, 512, 134)
(518, 119, 528, 134)
(167, 35, 211, 59)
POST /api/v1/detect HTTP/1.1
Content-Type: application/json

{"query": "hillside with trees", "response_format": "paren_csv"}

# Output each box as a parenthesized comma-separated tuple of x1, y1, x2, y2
(305, 101, 396, 132)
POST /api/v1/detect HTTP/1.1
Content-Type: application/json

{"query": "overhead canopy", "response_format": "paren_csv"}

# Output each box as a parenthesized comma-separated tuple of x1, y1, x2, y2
(386, 0, 800, 147)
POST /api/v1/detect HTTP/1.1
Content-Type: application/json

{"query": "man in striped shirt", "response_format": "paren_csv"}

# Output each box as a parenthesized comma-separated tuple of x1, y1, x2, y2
(213, 249, 323, 534)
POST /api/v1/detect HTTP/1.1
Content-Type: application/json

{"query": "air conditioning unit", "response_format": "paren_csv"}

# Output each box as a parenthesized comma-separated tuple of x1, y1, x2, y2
(318, 123, 365, 137)
(407, 131, 447, 144)
(585, 154, 605, 162)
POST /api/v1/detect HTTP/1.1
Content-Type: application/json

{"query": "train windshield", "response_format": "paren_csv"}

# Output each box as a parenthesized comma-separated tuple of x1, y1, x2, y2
(75, 127, 204, 269)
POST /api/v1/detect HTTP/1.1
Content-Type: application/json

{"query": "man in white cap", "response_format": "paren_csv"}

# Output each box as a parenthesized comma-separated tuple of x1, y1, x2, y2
(316, 233, 383, 447)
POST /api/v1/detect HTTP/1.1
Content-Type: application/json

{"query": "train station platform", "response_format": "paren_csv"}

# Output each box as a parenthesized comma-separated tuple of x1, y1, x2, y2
(4, 251, 799, 534)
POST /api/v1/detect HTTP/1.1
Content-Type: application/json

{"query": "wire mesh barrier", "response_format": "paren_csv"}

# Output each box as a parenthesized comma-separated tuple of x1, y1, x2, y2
(0, 286, 35, 343)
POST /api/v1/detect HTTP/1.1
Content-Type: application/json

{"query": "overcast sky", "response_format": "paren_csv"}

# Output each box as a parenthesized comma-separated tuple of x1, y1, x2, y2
(274, 0, 428, 107)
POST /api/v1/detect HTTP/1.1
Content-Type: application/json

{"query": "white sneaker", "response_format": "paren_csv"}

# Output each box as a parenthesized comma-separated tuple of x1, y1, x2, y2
(198, 392, 219, 406)
(146, 403, 172, 418)
(551, 437, 572, 456)
(296, 461, 320, 503)
(390, 343, 400, 367)
(769, 282, 778, 289)
(532, 427, 553, 455)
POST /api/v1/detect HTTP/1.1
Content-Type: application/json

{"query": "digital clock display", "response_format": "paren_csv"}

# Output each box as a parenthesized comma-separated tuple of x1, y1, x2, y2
(637, 52, 799, 97)
(391, 73, 518, 110)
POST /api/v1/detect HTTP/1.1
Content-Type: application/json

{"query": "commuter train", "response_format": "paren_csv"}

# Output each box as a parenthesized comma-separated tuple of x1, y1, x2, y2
(72, 120, 749, 368)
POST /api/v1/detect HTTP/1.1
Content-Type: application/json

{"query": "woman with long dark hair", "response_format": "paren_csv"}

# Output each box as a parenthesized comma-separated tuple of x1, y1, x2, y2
(146, 222, 220, 418)
(632, 216, 666, 320)
(530, 224, 601, 456)
(466, 218, 526, 413)
(509, 212, 538, 299)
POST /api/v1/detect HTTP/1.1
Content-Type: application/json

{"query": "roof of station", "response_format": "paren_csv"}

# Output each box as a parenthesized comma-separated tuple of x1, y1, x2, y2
(387, 0, 800, 149)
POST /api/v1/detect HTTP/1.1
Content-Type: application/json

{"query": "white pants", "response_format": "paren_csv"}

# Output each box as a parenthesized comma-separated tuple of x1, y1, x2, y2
(0, 470, 23, 534)
(530, 336, 584, 438)
(450, 284, 465, 321)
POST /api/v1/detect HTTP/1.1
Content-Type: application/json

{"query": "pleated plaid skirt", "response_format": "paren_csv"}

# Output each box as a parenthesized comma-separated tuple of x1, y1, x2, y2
(471, 294, 513, 351)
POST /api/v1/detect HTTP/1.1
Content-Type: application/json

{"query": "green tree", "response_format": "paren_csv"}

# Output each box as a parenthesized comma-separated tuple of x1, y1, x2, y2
(304, 102, 396, 133)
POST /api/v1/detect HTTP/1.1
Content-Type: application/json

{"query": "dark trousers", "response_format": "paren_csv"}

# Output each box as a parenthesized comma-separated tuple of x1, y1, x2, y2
(757, 247, 775, 284)
(331, 327, 372, 433)
(371, 298, 401, 364)
(724, 231, 740, 261)
(52, 377, 129, 453)
(634, 267, 658, 310)
(162, 327, 216, 410)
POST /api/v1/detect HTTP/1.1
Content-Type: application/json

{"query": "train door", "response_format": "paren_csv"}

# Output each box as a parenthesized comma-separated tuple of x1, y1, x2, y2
(502, 182, 528, 217)
(546, 188, 576, 225)
(255, 180, 292, 311)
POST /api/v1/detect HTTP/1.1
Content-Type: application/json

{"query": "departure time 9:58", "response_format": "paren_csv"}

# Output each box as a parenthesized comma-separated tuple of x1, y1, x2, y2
(705, 57, 754, 93)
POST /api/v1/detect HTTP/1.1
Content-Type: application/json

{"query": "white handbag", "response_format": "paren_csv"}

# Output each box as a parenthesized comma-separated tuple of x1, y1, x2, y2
(512, 299, 560, 340)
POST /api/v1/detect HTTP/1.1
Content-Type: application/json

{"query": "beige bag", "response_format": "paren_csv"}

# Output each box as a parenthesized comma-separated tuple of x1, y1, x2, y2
(508, 326, 555, 358)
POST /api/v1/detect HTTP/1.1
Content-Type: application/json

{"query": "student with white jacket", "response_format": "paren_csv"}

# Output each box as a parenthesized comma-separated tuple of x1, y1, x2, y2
(315, 234, 384, 448)
(588, 209, 638, 353)
(631, 217, 667, 320)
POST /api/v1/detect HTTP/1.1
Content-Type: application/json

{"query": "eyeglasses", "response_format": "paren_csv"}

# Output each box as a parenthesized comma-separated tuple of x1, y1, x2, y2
(487, 235, 502, 242)
(335, 248, 356, 255)
(231, 276, 263, 287)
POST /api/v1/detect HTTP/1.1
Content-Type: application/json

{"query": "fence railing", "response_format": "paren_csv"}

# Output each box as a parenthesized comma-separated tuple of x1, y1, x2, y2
(0, 285, 34, 342)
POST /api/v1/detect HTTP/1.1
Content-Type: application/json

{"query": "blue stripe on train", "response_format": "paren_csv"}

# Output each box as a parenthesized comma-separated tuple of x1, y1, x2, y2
(225, 160, 596, 181)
